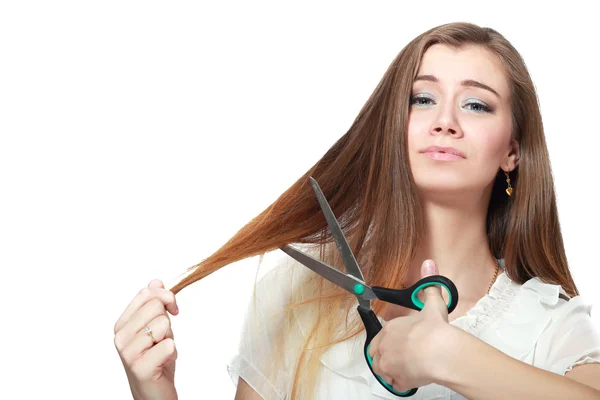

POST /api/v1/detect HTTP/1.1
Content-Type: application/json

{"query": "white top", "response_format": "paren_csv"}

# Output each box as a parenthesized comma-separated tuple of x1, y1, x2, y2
(227, 251, 600, 399)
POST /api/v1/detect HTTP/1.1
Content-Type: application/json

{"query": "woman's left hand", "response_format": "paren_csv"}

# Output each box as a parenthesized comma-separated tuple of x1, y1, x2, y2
(368, 259, 455, 393)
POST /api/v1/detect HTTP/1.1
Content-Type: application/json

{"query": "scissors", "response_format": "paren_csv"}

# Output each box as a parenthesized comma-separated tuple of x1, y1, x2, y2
(279, 176, 459, 397)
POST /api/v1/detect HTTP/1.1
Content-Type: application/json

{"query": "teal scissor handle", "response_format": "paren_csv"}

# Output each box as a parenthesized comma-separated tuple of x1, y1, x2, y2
(372, 275, 459, 313)
(411, 281, 453, 310)
(357, 276, 459, 397)
(358, 307, 418, 397)
(366, 341, 416, 396)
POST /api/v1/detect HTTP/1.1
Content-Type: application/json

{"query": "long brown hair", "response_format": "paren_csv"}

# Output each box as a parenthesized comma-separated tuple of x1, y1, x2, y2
(170, 22, 577, 399)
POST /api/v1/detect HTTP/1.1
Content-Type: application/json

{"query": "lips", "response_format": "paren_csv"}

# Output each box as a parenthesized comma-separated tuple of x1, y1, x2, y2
(420, 146, 465, 159)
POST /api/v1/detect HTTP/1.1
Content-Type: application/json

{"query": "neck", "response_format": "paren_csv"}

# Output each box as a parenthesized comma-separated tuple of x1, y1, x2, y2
(407, 192, 499, 300)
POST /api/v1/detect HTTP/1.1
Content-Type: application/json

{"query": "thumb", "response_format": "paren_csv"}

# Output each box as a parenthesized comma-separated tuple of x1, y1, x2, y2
(421, 259, 445, 305)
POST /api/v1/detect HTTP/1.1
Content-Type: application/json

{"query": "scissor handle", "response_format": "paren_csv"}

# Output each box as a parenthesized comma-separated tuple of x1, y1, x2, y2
(357, 307, 418, 397)
(356, 276, 458, 397)
(372, 275, 459, 313)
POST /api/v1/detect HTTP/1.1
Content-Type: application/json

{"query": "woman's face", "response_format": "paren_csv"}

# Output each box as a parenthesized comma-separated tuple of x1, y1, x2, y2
(407, 43, 518, 199)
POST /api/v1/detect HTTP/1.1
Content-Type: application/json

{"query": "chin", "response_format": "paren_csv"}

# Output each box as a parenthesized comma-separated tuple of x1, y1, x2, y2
(413, 178, 470, 196)
(416, 185, 466, 195)
(413, 175, 465, 190)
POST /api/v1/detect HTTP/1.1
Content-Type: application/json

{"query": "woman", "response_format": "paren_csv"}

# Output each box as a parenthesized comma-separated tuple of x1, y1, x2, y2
(114, 22, 600, 399)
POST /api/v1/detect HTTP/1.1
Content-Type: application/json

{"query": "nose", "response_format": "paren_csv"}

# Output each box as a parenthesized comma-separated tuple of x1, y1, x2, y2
(431, 102, 462, 137)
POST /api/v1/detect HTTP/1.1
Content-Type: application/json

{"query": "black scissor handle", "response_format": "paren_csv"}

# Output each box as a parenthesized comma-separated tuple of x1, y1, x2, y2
(357, 307, 418, 397)
(372, 275, 459, 313)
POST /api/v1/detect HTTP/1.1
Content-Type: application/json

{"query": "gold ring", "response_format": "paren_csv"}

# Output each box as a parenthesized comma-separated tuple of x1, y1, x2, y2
(144, 326, 156, 344)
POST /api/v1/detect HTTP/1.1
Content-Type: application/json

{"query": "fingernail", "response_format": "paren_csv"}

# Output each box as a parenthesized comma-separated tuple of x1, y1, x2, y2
(424, 259, 435, 274)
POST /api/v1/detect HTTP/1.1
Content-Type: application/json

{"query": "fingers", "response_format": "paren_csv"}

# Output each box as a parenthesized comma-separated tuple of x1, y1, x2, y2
(368, 337, 379, 359)
(114, 296, 173, 352)
(129, 337, 178, 381)
(114, 278, 180, 370)
(149, 279, 164, 289)
(117, 312, 173, 367)
(371, 350, 394, 386)
(114, 279, 179, 334)
(368, 327, 385, 359)
(368, 332, 393, 383)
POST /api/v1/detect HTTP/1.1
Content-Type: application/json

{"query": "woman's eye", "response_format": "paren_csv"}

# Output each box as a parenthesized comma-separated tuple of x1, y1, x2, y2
(409, 95, 494, 113)
(410, 95, 434, 106)
(465, 101, 494, 113)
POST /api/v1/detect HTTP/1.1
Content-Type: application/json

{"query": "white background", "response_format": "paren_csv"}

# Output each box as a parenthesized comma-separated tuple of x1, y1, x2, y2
(1, 1, 599, 399)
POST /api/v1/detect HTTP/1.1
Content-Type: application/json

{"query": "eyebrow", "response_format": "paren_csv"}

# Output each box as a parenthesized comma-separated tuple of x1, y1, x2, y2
(413, 75, 501, 99)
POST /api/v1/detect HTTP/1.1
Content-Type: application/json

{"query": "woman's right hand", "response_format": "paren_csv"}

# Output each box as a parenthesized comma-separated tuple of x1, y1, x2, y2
(114, 279, 180, 400)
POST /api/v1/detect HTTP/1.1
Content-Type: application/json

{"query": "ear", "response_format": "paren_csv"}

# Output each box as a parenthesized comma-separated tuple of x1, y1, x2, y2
(504, 139, 520, 171)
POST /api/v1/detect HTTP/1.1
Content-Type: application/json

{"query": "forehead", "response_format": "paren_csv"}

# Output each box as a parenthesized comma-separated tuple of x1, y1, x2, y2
(415, 44, 510, 98)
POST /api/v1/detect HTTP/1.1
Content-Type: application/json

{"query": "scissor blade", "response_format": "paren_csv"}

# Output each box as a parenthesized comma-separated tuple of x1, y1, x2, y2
(280, 245, 376, 300)
(308, 176, 366, 282)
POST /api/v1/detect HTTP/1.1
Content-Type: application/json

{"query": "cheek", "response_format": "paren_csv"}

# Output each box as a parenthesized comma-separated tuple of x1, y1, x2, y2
(468, 135, 511, 185)
(406, 113, 426, 151)
(470, 112, 512, 152)
(475, 130, 509, 162)
(406, 117, 425, 168)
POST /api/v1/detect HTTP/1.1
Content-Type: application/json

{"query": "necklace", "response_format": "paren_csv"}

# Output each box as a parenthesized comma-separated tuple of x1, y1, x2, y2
(398, 258, 501, 292)
(487, 259, 500, 294)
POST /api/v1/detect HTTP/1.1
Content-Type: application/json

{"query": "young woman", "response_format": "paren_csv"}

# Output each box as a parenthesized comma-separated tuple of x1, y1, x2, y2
(114, 22, 600, 399)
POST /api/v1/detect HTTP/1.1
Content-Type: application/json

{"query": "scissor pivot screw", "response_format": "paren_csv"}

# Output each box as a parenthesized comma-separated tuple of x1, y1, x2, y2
(354, 283, 365, 295)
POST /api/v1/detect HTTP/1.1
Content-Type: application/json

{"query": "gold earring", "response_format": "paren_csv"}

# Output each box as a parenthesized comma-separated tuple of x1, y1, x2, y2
(505, 170, 513, 197)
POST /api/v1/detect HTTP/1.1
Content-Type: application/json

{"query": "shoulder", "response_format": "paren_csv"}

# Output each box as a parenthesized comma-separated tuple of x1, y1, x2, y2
(513, 274, 595, 327)
(469, 270, 596, 357)
(487, 265, 592, 320)
(500, 272, 595, 331)
(253, 244, 317, 299)
(518, 274, 597, 332)
(249, 244, 320, 329)
(521, 277, 600, 374)
(228, 245, 319, 399)
(519, 275, 574, 309)
(490, 272, 600, 373)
